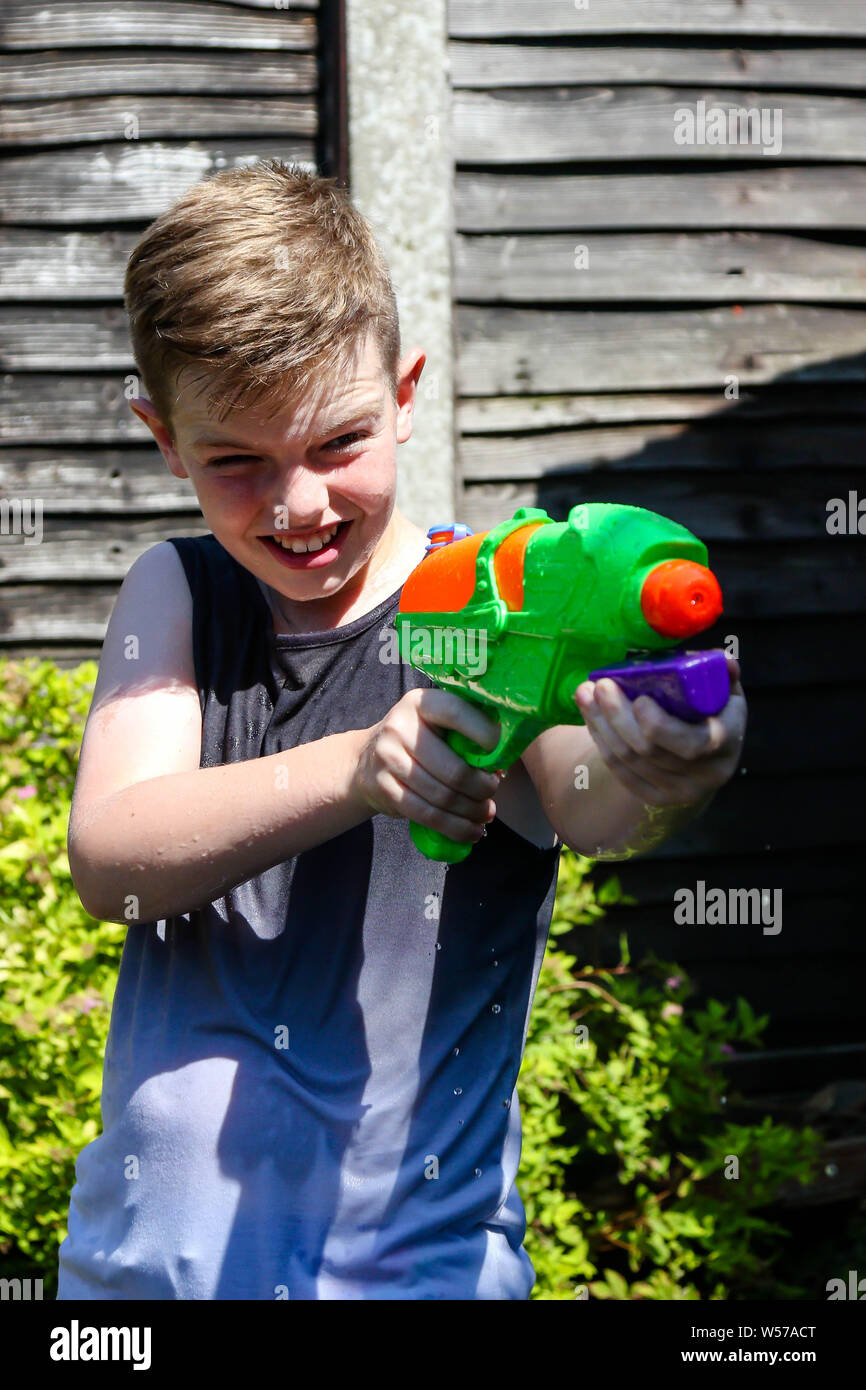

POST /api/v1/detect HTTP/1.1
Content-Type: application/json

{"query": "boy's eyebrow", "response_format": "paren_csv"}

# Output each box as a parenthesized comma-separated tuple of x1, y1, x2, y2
(193, 400, 385, 449)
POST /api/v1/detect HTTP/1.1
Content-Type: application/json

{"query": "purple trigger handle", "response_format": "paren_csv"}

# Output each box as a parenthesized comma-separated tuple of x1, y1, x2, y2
(588, 649, 730, 723)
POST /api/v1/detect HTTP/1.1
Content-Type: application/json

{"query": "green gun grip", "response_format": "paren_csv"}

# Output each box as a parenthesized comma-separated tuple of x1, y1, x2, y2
(409, 820, 473, 864)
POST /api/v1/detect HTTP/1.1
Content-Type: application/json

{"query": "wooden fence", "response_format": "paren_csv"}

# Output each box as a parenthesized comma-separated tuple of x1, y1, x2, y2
(448, 1, 866, 1093)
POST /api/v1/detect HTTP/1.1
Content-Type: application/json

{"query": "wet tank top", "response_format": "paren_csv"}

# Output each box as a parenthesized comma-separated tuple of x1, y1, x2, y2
(57, 533, 562, 1300)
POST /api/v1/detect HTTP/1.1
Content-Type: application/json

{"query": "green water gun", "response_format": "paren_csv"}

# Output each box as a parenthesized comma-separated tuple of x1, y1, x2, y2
(393, 502, 727, 863)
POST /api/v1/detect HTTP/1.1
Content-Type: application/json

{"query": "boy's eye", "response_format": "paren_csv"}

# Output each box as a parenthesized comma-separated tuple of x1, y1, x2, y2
(325, 431, 366, 451)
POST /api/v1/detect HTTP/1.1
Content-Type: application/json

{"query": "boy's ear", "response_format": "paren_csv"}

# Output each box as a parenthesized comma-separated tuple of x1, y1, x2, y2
(395, 347, 426, 444)
(128, 395, 188, 479)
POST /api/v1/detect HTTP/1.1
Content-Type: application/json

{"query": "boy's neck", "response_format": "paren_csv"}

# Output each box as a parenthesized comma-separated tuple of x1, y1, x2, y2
(258, 510, 428, 636)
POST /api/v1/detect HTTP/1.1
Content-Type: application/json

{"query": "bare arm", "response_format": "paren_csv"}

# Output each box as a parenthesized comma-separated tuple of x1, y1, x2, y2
(70, 729, 371, 924)
(68, 543, 500, 925)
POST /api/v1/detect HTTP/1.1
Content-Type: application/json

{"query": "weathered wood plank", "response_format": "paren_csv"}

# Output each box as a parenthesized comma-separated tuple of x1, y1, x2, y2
(0, 141, 315, 223)
(456, 167, 866, 231)
(0, 377, 157, 443)
(461, 472, 859, 541)
(0, 585, 121, 642)
(458, 421, 866, 482)
(1, 2, 316, 50)
(4, 304, 865, 387)
(457, 305, 866, 393)
(13, 228, 862, 305)
(450, 2, 866, 39)
(0, 229, 141, 300)
(0, 448, 193, 510)
(449, 41, 866, 91)
(0, 518, 210, 584)
(453, 88, 866, 164)
(3, 375, 863, 439)
(0, 307, 135, 369)
(456, 231, 866, 303)
(458, 385, 866, 432)
(1, 51, 317, 101)
(0, 96, 317, 146)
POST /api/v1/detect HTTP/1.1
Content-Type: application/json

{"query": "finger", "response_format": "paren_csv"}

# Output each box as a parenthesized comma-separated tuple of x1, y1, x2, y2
(415, 687, 501, 754)
(630, 692, 731, 762)
(578, 679, 700, 772)
(412, 721, 502, 799)
(382, 726, 498, 816)
(597, 743, 704, 807)
(376, 770, 488, 842)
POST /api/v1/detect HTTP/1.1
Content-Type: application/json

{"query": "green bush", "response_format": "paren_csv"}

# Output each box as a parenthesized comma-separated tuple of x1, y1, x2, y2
(0, 655, 823, 1300)
(517, 849, 824, 1299)
(0, 657, 126, 1298)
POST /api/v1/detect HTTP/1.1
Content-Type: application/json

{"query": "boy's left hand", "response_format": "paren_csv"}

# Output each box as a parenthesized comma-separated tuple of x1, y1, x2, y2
(574, 654, 747, 808)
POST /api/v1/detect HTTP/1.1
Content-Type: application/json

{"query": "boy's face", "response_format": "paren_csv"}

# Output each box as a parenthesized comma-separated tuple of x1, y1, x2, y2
(131, 330, 425, 619)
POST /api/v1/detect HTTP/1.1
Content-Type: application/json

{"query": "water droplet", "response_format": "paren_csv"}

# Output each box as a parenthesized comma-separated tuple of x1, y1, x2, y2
(502, 1098, 511, 1109)
(457, 1119, 464, 1126)
(720, 1095, 727, 1106)
(435, 942, 442, 951)
(452, 1046, 460, 1056)
(492, 959, 499, 968)
(474, 1168, 482, 1178)
(453, 1087, 462, 1096)
(825, 1162, 838, 1178)
(491, 1003, 501, 1014)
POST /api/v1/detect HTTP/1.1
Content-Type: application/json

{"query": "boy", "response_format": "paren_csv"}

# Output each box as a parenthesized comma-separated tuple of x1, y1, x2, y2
(58, 161, 746, 1300)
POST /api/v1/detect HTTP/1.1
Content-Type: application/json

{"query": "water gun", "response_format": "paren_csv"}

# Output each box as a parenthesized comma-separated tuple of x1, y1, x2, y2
(393, 502, 727, 863)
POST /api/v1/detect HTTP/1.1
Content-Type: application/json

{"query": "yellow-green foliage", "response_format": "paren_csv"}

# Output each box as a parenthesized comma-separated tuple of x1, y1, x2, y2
(518, 850, 823, 1300)
(0, 656, 822, 1300)
(0, 658, 126, 1296)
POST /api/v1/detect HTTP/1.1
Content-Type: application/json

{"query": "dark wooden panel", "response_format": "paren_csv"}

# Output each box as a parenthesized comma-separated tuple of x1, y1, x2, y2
(639, 771, 865, 855)
(458, 385, 866, 431)
(0, 141, 315, 223)
(450, 41, 866, 91)
(2, 51, 317, 101)
(457, 304, 866, 393)
(1, 2, 317, 49)
(0, 96, 316, 147)
(591, 848, 860, 909)
(456, 167, 866, 231)
(456, 231, 866, 303)
(459, 422, 866, 485)
(450, 2, 866, 39)
(453, 89, 866, 164)
(594, 897, 859, 963)
(464, 471, 859, 540)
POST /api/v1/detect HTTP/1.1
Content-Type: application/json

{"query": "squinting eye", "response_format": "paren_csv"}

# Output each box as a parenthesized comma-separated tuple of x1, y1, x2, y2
(326, 432, 366, 451)
(209, 456, 259, 467)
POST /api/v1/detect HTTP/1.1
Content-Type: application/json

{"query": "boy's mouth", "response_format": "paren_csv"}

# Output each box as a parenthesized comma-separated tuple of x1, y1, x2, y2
(259, 520, 351, 569)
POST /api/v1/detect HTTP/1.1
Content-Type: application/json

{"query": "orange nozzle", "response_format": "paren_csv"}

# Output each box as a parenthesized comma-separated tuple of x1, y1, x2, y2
(640, 559, 723, 639)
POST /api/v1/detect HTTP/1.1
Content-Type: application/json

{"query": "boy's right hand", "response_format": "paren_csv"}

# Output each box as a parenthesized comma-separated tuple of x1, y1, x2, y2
(353, 689, 504, 844)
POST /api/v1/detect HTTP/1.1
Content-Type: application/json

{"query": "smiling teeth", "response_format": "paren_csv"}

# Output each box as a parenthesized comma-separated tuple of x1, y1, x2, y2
(272, 525, 339, 554)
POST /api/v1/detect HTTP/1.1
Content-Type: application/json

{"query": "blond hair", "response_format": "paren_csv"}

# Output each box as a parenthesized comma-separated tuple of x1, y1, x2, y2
(123, 159, 402, 439)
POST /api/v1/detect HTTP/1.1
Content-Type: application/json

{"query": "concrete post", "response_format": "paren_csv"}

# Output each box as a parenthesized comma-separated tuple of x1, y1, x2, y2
(345, 0, 457, 525)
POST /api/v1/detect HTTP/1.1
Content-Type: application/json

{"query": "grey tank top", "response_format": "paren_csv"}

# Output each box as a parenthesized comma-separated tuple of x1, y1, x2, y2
(57, 533, 562, 1300)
